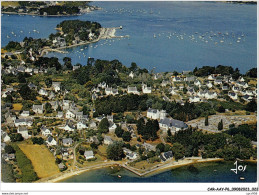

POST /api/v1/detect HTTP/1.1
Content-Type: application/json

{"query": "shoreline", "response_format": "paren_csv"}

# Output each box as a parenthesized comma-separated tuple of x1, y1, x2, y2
(37, 158, 224, 183)
(40, 27, 127, 56)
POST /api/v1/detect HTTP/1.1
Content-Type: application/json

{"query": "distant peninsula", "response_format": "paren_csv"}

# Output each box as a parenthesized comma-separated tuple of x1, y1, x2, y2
(1, 1, 101, 16)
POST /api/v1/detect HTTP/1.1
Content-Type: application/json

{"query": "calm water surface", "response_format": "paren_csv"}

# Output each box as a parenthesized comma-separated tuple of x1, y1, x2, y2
(1, 1, 257, 73)
(61, 161, 257, 183)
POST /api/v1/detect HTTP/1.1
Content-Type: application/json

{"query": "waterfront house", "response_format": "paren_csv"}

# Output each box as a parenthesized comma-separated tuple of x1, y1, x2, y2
(84, 150, 95, 160)
(160, 151, 173, 162)
(104, 135, 113, 145)
(172, 76, 181, 82)
(32, 104, 44, 114)
(46, 136, 57, 146)
(62, 138, 73, 147)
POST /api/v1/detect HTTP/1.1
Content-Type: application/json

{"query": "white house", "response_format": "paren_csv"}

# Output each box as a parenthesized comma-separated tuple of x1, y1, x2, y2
(205, 91, 217, 99)
(20, 111, 29, 117)
(39, 88, 48, 96)
(104, 136, 113, 145)
(52, 82, 61, 92)
(62, 100, 71, 110)
(161, 80, 170, 87)
(214, 79, 223, 85)
(123, 148, 138, 160)
(64, 120, 76, 132)
(105, 87, 119, 96)
(232, 86, 240, 92)
(77, 120, 87, 130)
(41, 126, 52, 136)
(142, 84, 152, 94)
(14, 118, 33, 127)
(46, 136, 57, 146)
(57, 112, 63, 118)
(206, 82, 213, 89)
(169, 88, 178, 95)
(98, 82, 107, 89)
(84, 150, 95, 160)
(194, 80, 202, 87)
(129, 71, 134, 79)
(127, 86, 139, 95)
(66, 110, 76, 119)
(32, 104, 44, 114)
(189, 96, 201, 103)
(147, 108, 167, 120)
(89, 121, 97, 129)
(108, 123, 117, 133)
(17, 126, 30, 139)
(2, 132, 11, 142)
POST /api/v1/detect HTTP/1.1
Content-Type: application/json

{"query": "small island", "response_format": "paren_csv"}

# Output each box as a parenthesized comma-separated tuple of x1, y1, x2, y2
(1, 1, 100, 16)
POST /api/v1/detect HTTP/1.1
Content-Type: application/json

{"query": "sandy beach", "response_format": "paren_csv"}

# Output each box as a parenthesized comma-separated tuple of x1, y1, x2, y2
(36, 158, 224, 183)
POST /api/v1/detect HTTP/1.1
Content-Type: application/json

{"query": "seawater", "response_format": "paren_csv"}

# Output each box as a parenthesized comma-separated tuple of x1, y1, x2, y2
(1, 1, 256, 73)
(61, 161, 257, 183)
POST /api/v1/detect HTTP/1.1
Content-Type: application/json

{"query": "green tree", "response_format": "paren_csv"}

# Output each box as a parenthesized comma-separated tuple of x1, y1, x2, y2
(156, 143, 165, 153)
(18, 84, 37, 100)
(122, 131, 131, 142)
(106, 142, 124, 161)
(115, 126, 124, 138)
(4, 145, 15, 154)
(98, 118, 109, 134)
(171, 142, 185, 160)
(218, 119, 223, 130)
(45, 102, 53, 113)
(245, 100, 257, 112)
(45, 77, 52, 88)
(205, 115, 209, 126)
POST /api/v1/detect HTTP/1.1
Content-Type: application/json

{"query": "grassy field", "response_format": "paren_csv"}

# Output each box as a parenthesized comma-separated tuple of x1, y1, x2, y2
(19, 144, 60, 178)
(12, 103, 23, 111)
(1, 1, 19, 7)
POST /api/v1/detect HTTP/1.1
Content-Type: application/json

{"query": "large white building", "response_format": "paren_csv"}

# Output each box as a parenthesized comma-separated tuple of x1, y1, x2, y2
(147, 108, 167, 120)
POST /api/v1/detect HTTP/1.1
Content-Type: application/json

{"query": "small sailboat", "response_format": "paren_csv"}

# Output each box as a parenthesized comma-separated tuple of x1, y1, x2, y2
(118, 175, 122, 178)
(153, 34, 156, 38)
(239, 177, 245, 180)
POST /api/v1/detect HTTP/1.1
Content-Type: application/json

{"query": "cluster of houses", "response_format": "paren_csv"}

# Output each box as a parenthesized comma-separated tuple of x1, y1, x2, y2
(160, 73, 256, 103)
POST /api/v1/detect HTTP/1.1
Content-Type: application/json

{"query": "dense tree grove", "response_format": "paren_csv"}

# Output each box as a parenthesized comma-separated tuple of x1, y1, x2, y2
(106, 142, 125, 161)
(39, 6, 80, 16)
(95, 94, 149, 115)
(98, 118, 109, 134)
(246, 68, 257, 78)
(137, 118, 159, 141)
(193, 65, 235, 77)
(225, 124, 257, 141)
(167, 125, 256, 160)
(34, 57, 62, 71)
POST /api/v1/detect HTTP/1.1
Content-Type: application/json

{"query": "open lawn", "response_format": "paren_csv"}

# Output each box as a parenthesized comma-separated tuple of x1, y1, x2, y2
(1, 1, 19, 7)
(12, 103, 23, 111)
(18, 144, 59, 178)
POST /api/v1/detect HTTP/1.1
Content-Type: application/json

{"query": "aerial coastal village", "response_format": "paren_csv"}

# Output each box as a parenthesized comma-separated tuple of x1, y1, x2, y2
(1, 1, 257, 183)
